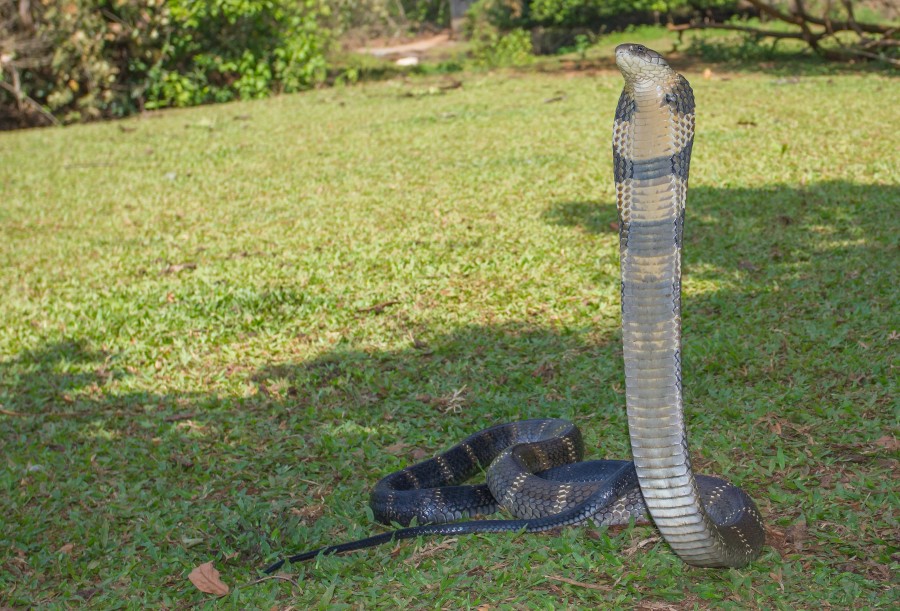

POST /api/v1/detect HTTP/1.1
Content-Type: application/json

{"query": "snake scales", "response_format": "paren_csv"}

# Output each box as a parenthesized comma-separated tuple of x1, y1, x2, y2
(264, 44, 764, 573)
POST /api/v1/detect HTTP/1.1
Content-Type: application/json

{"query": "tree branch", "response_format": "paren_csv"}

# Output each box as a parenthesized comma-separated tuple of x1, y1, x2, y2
(0, 77, 60, 125)
(745, 0, 896, 35)
(667, 22, 808, 40)
(743, 0, 803, 25)
(673, 1, 899, 65)
(829, 45, 900, 66)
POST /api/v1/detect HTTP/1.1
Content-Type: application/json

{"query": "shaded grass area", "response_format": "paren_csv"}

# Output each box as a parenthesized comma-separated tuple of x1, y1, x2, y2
(0, 64, 897, 608)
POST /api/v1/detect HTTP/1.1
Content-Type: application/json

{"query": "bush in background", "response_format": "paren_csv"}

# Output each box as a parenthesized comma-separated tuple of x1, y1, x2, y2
(1, 0, 332, 127)
(146, 0, 331, 109)
(313, 0, 450, 47)
(1, 1, 170, 126)
(470, 25, 534, 67)
(464, 0, 741, 56)
(467, 0, 739, 31)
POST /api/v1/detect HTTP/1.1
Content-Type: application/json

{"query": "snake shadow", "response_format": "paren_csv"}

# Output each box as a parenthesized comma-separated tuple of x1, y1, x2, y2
(544, 181, 898, 282)
(252, 180, 894, 471)
(257, 178, 896, 527)
(249, 180, 897, 481)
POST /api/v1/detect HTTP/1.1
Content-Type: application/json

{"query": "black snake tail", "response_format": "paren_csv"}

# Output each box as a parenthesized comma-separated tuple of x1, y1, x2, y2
(263, 461, 638, 573)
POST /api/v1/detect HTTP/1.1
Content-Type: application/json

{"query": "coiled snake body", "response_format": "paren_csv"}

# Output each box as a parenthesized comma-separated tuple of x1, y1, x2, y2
(265, 44, 764, 573)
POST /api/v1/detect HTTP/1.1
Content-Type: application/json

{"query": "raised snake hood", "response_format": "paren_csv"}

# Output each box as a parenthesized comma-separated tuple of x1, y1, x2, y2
(613, 43, 765, 568)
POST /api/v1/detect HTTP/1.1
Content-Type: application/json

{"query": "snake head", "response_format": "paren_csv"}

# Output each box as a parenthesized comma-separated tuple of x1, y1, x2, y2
(615, 44, 673, 83)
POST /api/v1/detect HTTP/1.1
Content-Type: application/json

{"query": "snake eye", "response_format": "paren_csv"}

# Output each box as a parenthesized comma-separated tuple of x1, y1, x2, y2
(632, 45, 647, 53)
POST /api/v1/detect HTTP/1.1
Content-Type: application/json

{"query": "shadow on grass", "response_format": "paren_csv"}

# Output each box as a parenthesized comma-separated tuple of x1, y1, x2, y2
(2, 181, 895, 457)
(544, 181, 898, 277)
(0, 181, 896, 604)
(0, 340, 118, 411)
(251, 322, 626, 433)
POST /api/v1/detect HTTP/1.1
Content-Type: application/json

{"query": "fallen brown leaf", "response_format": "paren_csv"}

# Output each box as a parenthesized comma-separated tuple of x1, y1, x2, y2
(163, 412, 195, 422)
(532, 362, 556, 380)
(176, 419, 207, 434)
(384, 441, 408, 455)
(637, 603, 680, 611)
(170, 453, 194, 469)
(58, 543, 75, 554)
(74, 587, 101, 601)
(769, 568, 785, 592)
(188, 561, 229, 596)
(784, 522, 807, 552)
(874, 435, 899, 452)
(769, 419, 783, 435)
(290, 504, 325, 522)
(584, 529, 603, 541)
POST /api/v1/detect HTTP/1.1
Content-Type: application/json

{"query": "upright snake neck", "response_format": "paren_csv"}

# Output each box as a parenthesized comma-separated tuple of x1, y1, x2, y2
(614, 43, 763, 568)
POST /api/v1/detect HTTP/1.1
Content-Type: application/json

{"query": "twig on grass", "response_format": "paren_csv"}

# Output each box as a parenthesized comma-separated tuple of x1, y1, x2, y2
(356, 300, 400, 314)
(246, 574, 303, 593)
(546, 575, 611, 591)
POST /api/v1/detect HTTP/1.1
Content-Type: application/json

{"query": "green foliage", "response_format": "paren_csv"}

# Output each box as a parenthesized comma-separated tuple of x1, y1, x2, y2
(471, 26, 536, 67)
(1, 0, 332, 125)
(145, 0, 331, 109)
(403, 0, 451, 27)
(1, 1, 172, 123)
(468, 0, 740, 30)
(687, 31, 788, 63)
(465, 0, 530, 32)
(327, 0, 450, 38)
(465, 1, 536, 64)
(556, 32, 595, 57)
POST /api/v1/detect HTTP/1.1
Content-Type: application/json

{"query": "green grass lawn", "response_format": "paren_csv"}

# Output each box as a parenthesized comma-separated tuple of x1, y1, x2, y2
(1, 59, 897, 608)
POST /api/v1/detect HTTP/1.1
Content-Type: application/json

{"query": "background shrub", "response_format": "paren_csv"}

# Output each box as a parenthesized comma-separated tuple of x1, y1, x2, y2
(144, 0, 331, 109)
(1, 0, 332, 127)
(470, 26, 535, 67)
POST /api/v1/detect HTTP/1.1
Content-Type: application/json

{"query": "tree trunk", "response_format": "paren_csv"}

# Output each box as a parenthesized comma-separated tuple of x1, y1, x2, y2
(449, 0, 474, 37)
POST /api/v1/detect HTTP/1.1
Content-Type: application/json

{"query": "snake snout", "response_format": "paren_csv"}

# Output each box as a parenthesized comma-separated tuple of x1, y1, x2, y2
(615, 43, 668, 76)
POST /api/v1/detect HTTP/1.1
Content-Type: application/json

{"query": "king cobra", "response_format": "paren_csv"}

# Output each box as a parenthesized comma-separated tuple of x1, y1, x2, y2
(264, 44, 764, 574)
